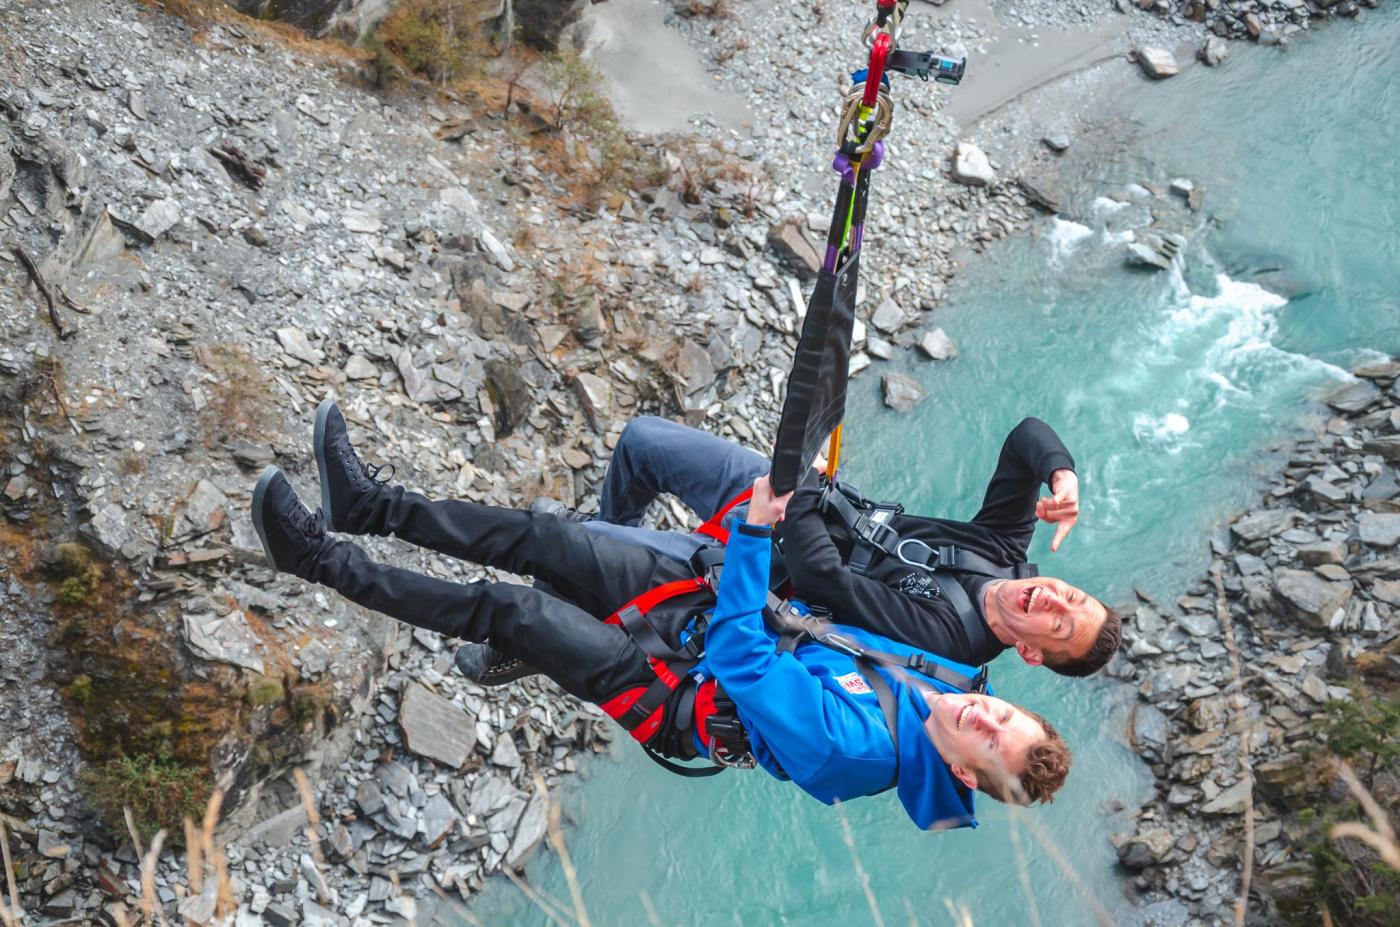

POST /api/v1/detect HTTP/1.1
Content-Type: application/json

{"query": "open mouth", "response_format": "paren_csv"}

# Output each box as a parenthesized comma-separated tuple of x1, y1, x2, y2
(956, 703, 973, 730)
(1020, 586, 1042, 614)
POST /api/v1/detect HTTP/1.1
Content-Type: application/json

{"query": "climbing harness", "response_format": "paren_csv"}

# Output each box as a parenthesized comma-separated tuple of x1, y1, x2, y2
(771, 0, 966, 491)
(597, 543, 990, 780)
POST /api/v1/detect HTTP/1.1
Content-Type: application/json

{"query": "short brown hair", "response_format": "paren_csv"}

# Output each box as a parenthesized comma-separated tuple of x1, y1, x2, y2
(1047, 605, 1122, 678)
(974, 710, 1071, 805)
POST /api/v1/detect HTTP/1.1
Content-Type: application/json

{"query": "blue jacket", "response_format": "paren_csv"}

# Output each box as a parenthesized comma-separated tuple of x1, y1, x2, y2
(695, 523, 981, 831)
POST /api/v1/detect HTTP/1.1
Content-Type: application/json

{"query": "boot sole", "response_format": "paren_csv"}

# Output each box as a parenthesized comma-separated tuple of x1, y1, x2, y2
(313, 397, 336, 528)
(250, 465, 281, 569)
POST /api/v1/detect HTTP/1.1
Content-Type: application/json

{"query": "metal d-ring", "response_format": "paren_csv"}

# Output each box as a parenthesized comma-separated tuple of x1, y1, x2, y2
(895, 537, 935, 568)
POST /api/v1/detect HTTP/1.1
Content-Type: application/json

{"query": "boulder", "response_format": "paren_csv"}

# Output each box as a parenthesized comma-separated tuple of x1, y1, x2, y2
(398, 681, 477, 770)
(881, 373, 926, 413)
(1358, 511, 1400, 548)
(870, 298, 905, 334)
(1201, 779, 1250, 814)
(1117, 828, 1174, 870)
(1231, 508, 1299, 542)
(1324, 379, 1382, 413)
(951, 142, 994, 187)
(1136, 47, 1180, 79)
(767, 219, 823, 280)
(918, 328, 959, 360)
(1125, 242, 1173, 271)
(1272, 569, 1352, 629)
(1363, 434, 1400, 462)
(1129, 703, 1169, 761)
(1199, 36, 1230, 66)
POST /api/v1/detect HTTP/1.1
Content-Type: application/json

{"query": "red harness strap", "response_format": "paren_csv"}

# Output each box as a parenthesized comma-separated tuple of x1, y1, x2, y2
(598, 577, 708, 743)
(693, 487, 754, 545)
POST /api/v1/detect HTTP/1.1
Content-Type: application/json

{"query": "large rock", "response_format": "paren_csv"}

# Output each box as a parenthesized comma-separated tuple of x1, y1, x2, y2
(1363, 434, 1400, 462)
(767, 219, 822, 280)
(951, 142, 994, 187)
(1358, 511, 1400, 548)
(1231, 508, 1299, 542)
(1129, 703, 1169, 762)
(573, 372, 613, 430)
(398, 681, 477, 770)
(918, 328, 959, 360)
(881, 373, 926, 413)
(1198, 36, 1230, 66)
(483, 359, 533, 436)
(1137, 47, 1180, 79)
(1272, 569, 1352, 629)
(1201, 779, 1250, 814)
(1117, 828, 1174, 870)
(1125, 242, 1173, 271)
(870, 298, 905, 334)
(1324, 379, 1382, 413)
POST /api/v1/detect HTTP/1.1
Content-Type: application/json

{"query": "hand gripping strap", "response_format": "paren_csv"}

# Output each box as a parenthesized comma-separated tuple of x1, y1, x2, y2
(694, 486, 755, 545)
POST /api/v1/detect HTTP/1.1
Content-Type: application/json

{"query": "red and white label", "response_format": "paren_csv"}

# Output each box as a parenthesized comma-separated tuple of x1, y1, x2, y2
(836, 672, 873, 695)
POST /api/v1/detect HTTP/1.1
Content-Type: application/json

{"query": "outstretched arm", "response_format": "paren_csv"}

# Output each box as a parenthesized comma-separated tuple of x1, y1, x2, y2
(971, 417, 1078, 554)
(705, 479, 858, 780)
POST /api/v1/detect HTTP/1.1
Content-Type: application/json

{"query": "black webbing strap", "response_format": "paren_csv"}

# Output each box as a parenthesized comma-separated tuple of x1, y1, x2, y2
(619, 674, 683, 732)
(854, 657, 900, 791)
(641, 745, 726, 778)
(925, 573, 994, 663)
(618, 603, 698, 663)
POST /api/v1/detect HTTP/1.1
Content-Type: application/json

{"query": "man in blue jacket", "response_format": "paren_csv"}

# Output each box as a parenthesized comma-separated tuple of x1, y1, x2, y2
(250, 406, 1072, 826)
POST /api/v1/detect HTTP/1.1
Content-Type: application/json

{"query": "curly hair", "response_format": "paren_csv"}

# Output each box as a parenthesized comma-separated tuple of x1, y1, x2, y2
(1047, 605, 1123, 678)
(974, 709, 1072, 806)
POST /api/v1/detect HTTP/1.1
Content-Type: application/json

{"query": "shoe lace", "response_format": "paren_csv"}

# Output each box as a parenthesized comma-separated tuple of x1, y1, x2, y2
(366, 463, 395, 485)
(291, 506, 326, 548)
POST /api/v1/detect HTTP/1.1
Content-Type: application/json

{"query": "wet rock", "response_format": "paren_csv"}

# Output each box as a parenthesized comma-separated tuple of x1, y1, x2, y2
(1272, 569, 1352, 629)
(1125, 242, 1172, 271)
(398, 681, 476, 769)
(1130, 703, 1170, 762)
(1041, 133, 1071, 153)
(1199, 36, 1230, 66)
(1018, 175, 1061, 213)
(1231, 508, 1299, 542)
(1119, 828, 1174, 869)
(1136, 47, 1180, 79)
(881, 373, 926, 413)
(1325, 379, 1382, 413)
(870, 298, 905, 334)
(918, 328, 959, 360)
(951, 142, 994, 187)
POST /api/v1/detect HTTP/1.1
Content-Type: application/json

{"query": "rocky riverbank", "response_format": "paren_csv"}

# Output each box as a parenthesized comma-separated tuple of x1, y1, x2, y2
(1108, 360, 1400, 925)
(0, 0, 1388, 924)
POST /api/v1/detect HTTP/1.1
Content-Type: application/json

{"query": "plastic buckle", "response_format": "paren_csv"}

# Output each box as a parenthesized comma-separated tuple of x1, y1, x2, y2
(906, 653, 927, 673)
(859, 513, 899, 552)
(971, 666, 989, 694)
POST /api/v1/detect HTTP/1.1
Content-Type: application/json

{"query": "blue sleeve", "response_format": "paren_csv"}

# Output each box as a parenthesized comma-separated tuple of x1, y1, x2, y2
(705, 525, 843, 781)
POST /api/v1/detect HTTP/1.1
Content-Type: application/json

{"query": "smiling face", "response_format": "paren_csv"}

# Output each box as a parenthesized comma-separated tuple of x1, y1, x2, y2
(922, 693, 1047, 796)
(983, 576, 1107, 667)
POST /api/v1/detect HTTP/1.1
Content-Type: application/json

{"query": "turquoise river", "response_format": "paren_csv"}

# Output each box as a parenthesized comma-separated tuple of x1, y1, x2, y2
(466, 8, 1400, 924)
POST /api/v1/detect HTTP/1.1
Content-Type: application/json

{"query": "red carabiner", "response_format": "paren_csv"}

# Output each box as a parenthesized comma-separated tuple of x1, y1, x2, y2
(863, 32, 891, 107)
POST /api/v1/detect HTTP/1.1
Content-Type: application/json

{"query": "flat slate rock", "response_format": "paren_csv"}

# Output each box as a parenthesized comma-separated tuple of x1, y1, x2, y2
(398, 680, 476, 769)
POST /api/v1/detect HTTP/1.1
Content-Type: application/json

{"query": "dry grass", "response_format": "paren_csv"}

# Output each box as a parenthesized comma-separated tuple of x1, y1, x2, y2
(196, 342, 276, 447)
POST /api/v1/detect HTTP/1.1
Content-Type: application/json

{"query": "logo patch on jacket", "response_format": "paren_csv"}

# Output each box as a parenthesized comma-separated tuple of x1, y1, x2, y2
(836, 672, 874, 695)
(894, 571, 941, 600)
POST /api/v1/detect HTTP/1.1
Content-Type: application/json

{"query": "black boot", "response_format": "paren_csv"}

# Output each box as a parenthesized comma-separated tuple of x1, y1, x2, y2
(251, 467, 330, 579)
(454, 641, 541, 687)
(528, 497, 592, 523)
(314, 398, 394, 535)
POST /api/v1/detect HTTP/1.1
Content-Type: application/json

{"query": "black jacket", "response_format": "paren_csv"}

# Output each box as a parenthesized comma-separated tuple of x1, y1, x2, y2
(776, 417, 1076, 666)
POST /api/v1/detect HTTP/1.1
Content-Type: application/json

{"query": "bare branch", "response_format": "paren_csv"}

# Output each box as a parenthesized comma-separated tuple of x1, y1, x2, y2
(835, 801, 886, 927)
(10, 244, 76, 339)
(1211, 563, 1255, 927)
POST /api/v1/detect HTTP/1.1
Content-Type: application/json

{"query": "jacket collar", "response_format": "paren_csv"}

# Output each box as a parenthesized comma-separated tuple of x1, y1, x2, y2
(897, 686, 978, 831)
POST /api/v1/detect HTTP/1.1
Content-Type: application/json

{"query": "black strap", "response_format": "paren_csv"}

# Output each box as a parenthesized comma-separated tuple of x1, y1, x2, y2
(854, 658, 901, 792)
(820, 479, 1036, 581)
(925, 573, 994, 665)
(619, 674, 684, 732)
(618, 604, 693, 662)
(640, 745, 725, 778)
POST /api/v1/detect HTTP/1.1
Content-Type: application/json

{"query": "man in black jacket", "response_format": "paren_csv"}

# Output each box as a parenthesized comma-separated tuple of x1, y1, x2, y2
(527, 415, 1121, 679)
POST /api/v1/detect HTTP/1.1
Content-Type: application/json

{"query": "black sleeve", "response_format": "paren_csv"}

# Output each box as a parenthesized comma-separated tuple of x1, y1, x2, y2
(969, 417, 1076, 554)
(778, 475, 964, 655)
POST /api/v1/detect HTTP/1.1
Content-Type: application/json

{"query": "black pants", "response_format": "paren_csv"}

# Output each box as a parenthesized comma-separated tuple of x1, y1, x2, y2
(308, 485, 709, 709)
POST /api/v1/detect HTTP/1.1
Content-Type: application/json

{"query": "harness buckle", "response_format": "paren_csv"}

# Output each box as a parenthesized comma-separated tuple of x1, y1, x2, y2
(971, 666, 990, 694)
(894, 537, 933, 568)
(857, 510, 900, 552)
